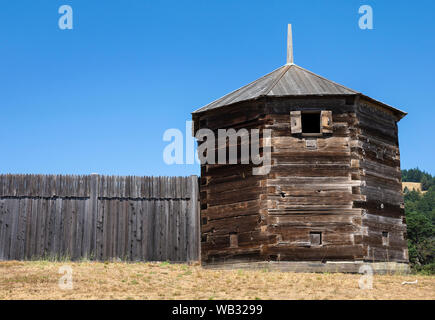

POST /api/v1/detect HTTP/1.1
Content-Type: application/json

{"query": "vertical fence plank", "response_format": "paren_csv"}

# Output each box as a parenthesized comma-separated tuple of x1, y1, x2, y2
(136, 201, 143, 261)
(25, 198, 34, 259)
(102, 199, 109, 261)
(190, 175, 200, 261)
(84, 174, 98, 259)
(9, 198, 19, 260)
(0, 199, 6, 260)
(4, 199, 13, 260)
(96, 199, 104, 260)
(35, 199, 43, 258)
(143, 201, 149, 261)
(148, 200, 156, 261)
(123, 200, 129, 260)
(179, 199, 187, 261)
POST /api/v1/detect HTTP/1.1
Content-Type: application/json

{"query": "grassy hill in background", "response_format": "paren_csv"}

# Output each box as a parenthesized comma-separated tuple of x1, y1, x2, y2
(401, 168, 435, 274)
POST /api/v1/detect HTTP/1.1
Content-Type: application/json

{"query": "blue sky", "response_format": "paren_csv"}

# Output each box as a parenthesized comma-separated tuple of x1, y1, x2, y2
(0, 0, 434, 176)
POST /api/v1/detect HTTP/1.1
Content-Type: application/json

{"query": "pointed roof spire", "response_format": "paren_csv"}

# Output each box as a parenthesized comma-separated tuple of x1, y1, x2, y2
(287, 24, 294, 65)
(192, 25, 406, 119)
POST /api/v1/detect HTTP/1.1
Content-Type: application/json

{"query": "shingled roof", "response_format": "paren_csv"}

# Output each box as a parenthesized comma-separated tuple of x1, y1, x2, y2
(192, 63, 406, 119)
(193, 64, 357, 113)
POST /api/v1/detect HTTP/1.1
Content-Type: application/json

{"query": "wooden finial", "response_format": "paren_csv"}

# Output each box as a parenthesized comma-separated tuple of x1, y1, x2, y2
(287, 24, 293, 64)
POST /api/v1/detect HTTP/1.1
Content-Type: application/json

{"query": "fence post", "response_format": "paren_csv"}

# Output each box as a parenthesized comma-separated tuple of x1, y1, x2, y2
(188, 175, 200, 262)
(85, 173, 99, 259)
(196, 176, 201, 262)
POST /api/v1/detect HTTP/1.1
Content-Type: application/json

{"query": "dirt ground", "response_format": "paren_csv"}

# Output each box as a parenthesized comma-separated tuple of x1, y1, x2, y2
(0, 261, 433, 300)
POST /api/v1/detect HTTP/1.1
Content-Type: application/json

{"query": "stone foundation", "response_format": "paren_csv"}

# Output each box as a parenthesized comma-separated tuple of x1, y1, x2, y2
(202, 261, 410, 274)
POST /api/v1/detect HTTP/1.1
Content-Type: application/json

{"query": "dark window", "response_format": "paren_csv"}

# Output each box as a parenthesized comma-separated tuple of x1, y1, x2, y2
(382, 231, 389, 246)
(268, 255, 279, 261)
(302, 113, 321, 133)
(345, 96, 354, 105)
(310, 232, 322, 246)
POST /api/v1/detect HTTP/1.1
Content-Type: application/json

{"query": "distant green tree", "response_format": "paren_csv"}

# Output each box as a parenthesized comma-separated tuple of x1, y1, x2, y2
(402, 169, 435, 274)
(406, 211, 433, 266)
(421, 175, 430, 191)
(402, 168, 423, 182)
(406, 211, 433, 243)
(404, 190, 421, 202)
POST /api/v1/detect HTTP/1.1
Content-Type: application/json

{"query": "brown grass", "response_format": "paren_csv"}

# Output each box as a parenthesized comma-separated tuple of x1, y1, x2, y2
(0, 261, 433, 300)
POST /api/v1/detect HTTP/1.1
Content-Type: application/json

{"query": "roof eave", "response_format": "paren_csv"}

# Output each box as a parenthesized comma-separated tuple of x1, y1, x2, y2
(192, 95, 266, 116)
(358, 94, 407, 121)
(192, 93, 360, 116)
(193, 93, 407, 122)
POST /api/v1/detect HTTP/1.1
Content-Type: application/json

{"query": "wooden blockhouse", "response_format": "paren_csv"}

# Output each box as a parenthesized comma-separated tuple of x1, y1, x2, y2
(192, 26, 409, 273)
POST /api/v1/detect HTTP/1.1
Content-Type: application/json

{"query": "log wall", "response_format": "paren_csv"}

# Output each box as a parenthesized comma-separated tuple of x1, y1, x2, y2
(195, 101, 271, 263)
(355, 98, 408, 263)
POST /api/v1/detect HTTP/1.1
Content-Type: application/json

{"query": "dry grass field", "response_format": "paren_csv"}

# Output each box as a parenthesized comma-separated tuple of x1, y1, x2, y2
(0, 261, 434, 300)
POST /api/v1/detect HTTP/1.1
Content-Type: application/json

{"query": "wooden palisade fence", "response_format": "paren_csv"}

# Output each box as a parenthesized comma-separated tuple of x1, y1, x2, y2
(0, 174, 200, 262)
